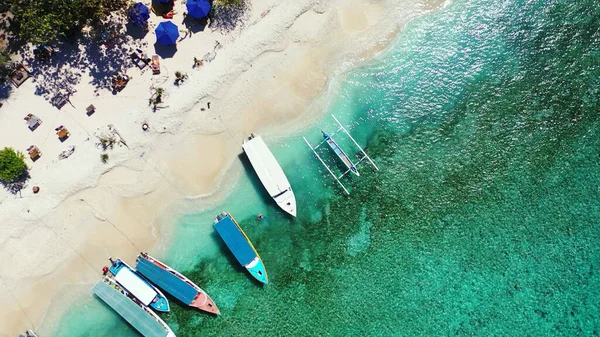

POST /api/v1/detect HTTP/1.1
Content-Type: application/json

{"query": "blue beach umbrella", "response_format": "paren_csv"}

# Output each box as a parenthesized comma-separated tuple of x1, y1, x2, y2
(155, 21, 180, 45)
(127, 2, 150, 26)
(186, 0, 211, 19)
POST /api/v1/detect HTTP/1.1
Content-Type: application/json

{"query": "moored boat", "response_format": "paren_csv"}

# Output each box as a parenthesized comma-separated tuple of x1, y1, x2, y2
(92, 277, 175, 337)
(107, 257, 170, 312)
(136, 252, 220, 315)
(214, 212, 268, 284)
(321, 131, 359, 176)
(242, 134, 297, 216)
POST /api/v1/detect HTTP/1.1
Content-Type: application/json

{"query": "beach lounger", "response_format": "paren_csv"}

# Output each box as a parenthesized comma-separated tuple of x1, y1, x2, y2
(27, 145, 41, 161)
(130, 52, 147, 69)
(24, 113, 42, 131)
(51, 95, 68, 109)
(151, 55, 160, 74)
(86, 104, 96, 115)
(56, 126, 70, 140)
(10, 65, 30, 88)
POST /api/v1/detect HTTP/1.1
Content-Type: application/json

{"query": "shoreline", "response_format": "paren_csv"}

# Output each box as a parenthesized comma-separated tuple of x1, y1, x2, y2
(0, 0, 445, 335)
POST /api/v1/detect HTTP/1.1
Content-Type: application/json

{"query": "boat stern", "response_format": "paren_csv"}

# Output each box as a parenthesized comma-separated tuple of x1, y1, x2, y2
(246, 257, 268, 284)
(151, 297, 170, 312)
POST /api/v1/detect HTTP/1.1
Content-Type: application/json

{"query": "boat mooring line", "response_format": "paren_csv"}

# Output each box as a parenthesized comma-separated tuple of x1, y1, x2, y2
(78, 199, 141, 252)
(0, 276, 35, 330)
(138, 155, 192, 200)
(25, 209, 97, 274)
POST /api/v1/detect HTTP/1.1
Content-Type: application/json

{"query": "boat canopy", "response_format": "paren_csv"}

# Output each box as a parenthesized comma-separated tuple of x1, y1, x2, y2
(114, 267, 157, 306)
(136, 258, 198, 305)
(92, 281, 170, 337)
(214, 216, 257, 266)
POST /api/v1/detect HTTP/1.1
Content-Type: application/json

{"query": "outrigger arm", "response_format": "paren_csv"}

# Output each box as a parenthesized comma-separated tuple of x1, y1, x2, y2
(303, 137, 350, 195)
(331, 114, 380, 171)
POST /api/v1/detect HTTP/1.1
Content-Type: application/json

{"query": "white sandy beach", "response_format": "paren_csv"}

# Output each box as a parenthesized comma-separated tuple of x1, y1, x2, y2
(0, 0, 442, 335)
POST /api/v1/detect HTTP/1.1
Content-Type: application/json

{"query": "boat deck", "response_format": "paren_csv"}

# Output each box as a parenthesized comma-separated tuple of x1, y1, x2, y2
(136, 258, 197, 305)
(214, 215, 257, 266)
(92, 281, 170, 337)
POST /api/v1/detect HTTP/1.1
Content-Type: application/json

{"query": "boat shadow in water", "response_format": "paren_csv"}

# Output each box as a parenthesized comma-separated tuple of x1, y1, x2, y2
(210, 228, 267, 287)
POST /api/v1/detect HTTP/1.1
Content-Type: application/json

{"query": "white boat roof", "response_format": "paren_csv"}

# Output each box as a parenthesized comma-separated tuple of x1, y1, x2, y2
(243, 135, 296, 215)
(114, 267, 157, 306)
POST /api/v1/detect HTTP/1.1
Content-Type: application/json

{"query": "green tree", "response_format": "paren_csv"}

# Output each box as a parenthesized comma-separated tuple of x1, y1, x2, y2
(10, 0, 128, 44)
(0, 147, 28, 182)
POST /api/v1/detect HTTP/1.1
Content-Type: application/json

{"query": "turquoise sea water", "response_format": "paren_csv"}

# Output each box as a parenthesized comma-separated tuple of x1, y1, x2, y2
(52, 0, 600, 335)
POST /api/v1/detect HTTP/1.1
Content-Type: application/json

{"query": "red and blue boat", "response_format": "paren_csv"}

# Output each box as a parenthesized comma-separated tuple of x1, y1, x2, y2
(135, 253, 220, 315)
(214, 212, 268, 284)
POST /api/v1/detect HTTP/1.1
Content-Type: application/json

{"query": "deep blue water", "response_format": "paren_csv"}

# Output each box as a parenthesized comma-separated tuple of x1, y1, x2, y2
(53, 0, 600, 335)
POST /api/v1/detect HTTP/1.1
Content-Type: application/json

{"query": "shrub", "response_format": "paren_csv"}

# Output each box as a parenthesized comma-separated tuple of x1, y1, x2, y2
(0, 147, 28, 182)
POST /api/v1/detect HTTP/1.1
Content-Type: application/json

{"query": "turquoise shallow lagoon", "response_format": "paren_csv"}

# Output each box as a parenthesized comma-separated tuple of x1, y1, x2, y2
(54, 0, 600, 335)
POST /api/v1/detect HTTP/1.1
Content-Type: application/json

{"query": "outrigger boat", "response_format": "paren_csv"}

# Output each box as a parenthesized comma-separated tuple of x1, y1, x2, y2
(214, 212, 268, 284)
(242, 134, 297, 216)
(136, 253, 220, 315)
(92, 276, 175, 337)
(107, 257, 170, 312)
(18, 330, 37, 337)
(321, 131, 359, 176)
(303, 115, 379, 195)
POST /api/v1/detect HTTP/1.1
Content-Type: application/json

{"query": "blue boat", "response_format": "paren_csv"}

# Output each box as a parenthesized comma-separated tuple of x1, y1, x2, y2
(321, 131, 359, 176)
(214, 212, 268, 284)
(108, 258, 170, 312)
(136, 253, 220, 315)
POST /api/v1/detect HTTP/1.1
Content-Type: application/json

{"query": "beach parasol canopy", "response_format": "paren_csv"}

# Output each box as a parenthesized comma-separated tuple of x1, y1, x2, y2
(155, 21, 180, 46)
(186, 0, 211, 19)
(127, 2, 150, 26)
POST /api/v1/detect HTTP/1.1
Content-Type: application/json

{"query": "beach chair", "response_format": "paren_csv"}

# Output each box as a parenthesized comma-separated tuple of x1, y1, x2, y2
(10, 64, 31, 88)
(86, 104, 96, 115)
(24, 113, 42, 131)
(56, 125, 70, 140)
(151, 55, 160, 74)
(130, 52, 147, 69)
(27, 145, 41, 161)
(51, 95, 68, 109)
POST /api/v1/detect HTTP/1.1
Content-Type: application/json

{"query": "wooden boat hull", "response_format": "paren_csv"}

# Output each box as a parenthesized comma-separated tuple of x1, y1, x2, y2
(322, 132, 359, 176)
(214, 212, 269, 284)
(137, 253, 220, 315)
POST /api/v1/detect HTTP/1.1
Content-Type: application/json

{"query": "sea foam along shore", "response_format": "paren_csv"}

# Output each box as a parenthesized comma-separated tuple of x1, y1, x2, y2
(0, 0, 443, 335)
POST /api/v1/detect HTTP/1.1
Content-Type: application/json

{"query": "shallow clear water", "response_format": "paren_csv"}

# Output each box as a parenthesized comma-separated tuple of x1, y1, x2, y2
(53, 0, 600, 335)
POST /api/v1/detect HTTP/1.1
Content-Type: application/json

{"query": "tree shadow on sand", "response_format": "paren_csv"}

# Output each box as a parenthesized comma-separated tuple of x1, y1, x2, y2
(19, 18, 146, 101)
(209, 0, 251, 33)
(0, 171, 30, 195)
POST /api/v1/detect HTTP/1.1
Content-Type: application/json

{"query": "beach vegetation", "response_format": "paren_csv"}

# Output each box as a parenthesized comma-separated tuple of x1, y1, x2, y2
(213, 0, 244, 7)
(149, 87, 164, 110)
(100, 153, 109, 164)
(0, 147, 28, 183)
(98, 136, 116, 150)
(210, 0, 248, 32)
(174, 71, 188, 85)
(9, 0, 129, 44)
